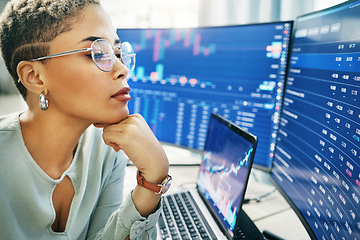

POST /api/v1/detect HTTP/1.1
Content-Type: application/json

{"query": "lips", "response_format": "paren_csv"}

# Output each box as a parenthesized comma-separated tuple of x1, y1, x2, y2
(111, 86, 131, 101)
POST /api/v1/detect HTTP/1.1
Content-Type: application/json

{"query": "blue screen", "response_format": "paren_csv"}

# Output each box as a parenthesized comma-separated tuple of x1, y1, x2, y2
(272, 1, 360, 239)
(197, 114, 255, 237)
(117, 22, 292, 169)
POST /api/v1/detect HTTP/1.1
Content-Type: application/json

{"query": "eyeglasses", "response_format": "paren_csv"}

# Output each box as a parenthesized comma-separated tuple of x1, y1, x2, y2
(29, 38, 136, 72)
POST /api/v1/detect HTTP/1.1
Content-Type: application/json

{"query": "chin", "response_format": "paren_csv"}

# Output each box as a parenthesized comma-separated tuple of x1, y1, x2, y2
(104, 109, 130, 124)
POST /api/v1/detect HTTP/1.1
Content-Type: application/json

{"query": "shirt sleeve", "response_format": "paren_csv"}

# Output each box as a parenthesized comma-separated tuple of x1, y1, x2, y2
(97, 193, 162, 240)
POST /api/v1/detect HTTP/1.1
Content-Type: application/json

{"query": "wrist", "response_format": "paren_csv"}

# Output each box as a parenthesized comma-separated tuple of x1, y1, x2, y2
(136, 170, 172, 194)
(138, 162, 169, 183)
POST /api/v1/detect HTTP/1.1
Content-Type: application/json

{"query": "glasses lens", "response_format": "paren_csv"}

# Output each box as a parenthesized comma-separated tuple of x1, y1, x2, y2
(91, 39, 115, 72)
(121, 42, 136, 71)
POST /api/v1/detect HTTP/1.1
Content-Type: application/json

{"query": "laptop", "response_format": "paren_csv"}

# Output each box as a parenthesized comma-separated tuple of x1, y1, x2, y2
(157, 113, 264, 240)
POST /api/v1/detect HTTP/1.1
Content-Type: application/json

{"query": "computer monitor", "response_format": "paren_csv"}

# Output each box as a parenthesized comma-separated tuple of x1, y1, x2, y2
(117, 21, 292, 169)
(271, 0, 360, 239)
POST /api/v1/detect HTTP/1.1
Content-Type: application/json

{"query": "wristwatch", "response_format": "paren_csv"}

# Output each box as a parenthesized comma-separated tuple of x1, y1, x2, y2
(136, 170, 172, 194)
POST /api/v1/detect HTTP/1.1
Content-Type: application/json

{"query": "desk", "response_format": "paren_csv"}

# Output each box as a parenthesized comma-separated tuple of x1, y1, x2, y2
(123, 147, 312, 240)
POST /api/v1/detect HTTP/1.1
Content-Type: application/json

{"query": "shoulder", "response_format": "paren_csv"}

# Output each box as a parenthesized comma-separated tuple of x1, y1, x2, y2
(0, 112, 20, 132)
(0, 113, 24, 163)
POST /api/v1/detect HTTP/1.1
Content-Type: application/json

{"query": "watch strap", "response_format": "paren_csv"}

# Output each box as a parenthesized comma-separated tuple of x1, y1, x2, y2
(136, 170, 172, 194)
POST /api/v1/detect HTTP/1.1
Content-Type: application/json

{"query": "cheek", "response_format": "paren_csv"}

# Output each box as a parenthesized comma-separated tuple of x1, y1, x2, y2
(47, 62, 108, 108)
(44, 60, 129, 123)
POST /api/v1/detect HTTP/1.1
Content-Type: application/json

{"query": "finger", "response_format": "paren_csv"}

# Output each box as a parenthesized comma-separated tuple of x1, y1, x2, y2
(102, 130, 128, 149)
(93, 123, 109, 128)
(108, 142, 121, 152)
(102, 119, 140, 136)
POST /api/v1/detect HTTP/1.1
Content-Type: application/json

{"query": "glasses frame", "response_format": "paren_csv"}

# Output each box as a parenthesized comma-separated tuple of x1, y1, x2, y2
(29, 38, 136, 72)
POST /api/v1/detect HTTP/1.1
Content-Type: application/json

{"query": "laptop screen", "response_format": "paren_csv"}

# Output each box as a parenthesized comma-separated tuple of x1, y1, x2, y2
(197, 113, 257, 237)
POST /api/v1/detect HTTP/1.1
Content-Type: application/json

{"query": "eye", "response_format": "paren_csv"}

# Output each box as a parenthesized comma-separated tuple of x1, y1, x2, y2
(114, 46, 122, 59)
(93, 52, 105, 59)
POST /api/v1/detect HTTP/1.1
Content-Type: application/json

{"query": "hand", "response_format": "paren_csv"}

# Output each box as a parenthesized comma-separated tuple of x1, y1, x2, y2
(94, 114, 169, 217)
(94, 114, 169, 182)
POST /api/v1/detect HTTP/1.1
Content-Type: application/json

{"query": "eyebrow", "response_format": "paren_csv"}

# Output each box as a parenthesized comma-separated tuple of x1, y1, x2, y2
(80, 36, 121, 45)
(81, 36, 100, 42)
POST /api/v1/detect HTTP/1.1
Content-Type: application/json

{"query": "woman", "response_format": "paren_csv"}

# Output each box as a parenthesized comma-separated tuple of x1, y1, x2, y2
(0, 0, 170, 239)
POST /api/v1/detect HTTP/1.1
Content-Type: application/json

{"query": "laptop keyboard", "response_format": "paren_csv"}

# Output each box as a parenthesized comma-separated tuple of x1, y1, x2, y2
(158, 191, 217, 240)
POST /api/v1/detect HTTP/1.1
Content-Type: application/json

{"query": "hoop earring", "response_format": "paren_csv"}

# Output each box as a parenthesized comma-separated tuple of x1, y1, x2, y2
(39, 92, 49, 110)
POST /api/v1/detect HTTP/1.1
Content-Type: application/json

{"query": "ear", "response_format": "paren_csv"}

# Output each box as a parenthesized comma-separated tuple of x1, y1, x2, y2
(17, 60, 47, 95)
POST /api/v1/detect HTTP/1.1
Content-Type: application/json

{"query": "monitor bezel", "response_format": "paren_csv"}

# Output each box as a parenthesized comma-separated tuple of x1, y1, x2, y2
(117, 20, 293, 32)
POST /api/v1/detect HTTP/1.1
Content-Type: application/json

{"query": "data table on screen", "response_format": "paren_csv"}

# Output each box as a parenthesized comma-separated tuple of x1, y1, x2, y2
(272, 1, 360, 239)
(117, 22, 292, 169)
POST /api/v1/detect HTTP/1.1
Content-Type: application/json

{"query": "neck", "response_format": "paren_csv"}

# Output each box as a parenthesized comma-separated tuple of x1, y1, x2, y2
(20, 109, 91, 179)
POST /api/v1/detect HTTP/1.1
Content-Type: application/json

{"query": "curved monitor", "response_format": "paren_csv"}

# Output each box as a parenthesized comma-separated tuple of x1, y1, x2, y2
(117, 21, 292, 169)
(271, 1, 360, 239)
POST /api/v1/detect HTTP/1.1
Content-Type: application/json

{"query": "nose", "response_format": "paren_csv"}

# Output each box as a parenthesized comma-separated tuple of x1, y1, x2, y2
(112, 57, 129, 80)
